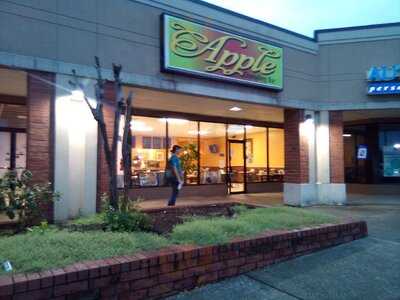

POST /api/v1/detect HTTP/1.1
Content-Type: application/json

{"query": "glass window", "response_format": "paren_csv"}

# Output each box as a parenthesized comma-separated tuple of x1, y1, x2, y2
(268, 128, 285, 181)
(199, 122, 226, 184)
(131, 116, 167, 187)
(168, 119, 199, 185)
(0, 104, 27, 178)
(380, 128, 400, 177)
(227, 124, 245, 140)
(245, 126, 267, 183)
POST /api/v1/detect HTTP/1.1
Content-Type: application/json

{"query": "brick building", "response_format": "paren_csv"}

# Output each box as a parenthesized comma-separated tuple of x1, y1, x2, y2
(0, 0, 399, 221)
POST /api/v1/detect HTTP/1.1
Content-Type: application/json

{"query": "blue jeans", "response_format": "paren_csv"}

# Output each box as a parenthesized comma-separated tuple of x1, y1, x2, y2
(167, 178, 179, 206)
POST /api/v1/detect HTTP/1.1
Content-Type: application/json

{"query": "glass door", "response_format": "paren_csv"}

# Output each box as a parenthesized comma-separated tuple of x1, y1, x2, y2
(228, 140, 246, 193)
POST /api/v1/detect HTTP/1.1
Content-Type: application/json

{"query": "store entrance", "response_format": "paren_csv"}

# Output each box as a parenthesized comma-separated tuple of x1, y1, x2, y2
(228, 140, 246, 194)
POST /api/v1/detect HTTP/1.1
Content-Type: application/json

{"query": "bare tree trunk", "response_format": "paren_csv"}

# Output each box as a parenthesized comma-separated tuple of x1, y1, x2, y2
(122, 91, 133, 207)
(108, 64, 124, 209)
(70, 57, 131, 211)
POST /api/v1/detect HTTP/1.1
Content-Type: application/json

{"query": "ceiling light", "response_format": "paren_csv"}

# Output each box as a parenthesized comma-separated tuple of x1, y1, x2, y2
(17, 115, 27, 119)
(159, 118, 188, 124)
(229, 106, 242, 112)
(394, 143, 400, 150)
(343, 134, 352, 137)
(188, 130, 208, 135)
(130, 120, 153, 132)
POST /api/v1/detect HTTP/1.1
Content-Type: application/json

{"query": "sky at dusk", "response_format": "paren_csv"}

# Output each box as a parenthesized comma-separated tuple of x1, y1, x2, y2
(203, 0, 400, 37)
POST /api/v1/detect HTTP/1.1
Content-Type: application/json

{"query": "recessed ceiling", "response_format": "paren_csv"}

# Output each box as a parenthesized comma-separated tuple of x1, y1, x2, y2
(0, 68, 27, 97)
(124, 87, 284, 123)
(343, 109, 400, 122)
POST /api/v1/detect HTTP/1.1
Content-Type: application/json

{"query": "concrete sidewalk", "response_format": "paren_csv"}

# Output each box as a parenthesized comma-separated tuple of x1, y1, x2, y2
(138, 192, 284, 210)
(168, 194, 400, 300)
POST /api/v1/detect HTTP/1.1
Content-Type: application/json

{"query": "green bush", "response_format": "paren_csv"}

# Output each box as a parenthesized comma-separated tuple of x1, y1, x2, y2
(0, 170, 60, 229)
(103, 207, 151, 232)
(100, 194, 151, 232)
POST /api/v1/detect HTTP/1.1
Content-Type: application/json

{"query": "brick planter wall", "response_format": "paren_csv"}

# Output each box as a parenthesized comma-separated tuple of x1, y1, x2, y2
(0, 221, 367, 300)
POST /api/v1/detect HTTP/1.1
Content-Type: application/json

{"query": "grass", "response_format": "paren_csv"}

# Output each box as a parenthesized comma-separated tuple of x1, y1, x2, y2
(0, 230, 170, 275)
(0, 206, 337, 274)
(67, 213, 105, 225)
(170, 206, 338, 246)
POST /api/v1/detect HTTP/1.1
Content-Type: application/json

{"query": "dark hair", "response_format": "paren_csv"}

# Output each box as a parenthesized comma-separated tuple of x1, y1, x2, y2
(171, 145, 182, 153)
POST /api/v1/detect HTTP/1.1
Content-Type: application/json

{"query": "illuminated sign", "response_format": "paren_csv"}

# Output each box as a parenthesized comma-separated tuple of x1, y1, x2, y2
(367, 82, 400, 95)
(161, 14, 283, 90)
(357, 145, 368, 160)
(366, 64, 400, 95)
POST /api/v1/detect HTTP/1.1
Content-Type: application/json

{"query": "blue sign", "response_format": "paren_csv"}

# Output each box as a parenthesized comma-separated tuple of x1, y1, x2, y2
(367, 64, 400, 82)
(366, 64, 400, 95)
(367, 81, 400, 95)
(357, 145, 368, 160)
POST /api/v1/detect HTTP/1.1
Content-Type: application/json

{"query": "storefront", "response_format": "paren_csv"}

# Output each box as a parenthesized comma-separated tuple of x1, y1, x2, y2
(0, 0, 399, 221)
(125, 106, 284, 198)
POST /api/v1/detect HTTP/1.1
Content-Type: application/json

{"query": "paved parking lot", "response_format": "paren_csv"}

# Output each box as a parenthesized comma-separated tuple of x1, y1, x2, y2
(169, 194, 400, 300)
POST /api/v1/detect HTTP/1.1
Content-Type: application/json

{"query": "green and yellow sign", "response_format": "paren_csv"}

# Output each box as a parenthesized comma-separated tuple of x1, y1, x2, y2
(162, 14, 283, 90)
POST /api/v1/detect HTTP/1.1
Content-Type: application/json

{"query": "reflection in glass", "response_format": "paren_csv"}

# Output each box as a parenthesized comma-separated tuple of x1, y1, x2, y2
(199, 122, 226, 184)
(131, 116, 167, 187)
(268, 128, 285, 181)
(168, 119, 199, 185)
(245, 127, 267, 183)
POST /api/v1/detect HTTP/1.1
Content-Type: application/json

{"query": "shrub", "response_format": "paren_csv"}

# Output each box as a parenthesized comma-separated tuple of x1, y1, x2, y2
(101, 194, 151, 232)
(0, 170, 60, 229)
(103, 208, 151, 232)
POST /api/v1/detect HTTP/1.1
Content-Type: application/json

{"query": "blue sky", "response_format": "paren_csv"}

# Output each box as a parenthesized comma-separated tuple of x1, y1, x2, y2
(203, 0, 400, 37)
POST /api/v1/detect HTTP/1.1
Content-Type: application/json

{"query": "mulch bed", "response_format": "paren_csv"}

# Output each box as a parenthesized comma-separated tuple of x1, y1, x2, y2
(59, 202, 257, 234)
(144, 202, 258, 234)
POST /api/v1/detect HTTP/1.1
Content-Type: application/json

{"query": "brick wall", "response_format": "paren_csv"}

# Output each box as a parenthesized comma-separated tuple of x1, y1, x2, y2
(329, 111, 345, 183)
(96, 82, 116, 211)
(0, 221, 367, 300)
(284, 109, 309, 183)
(27, 71, 55, 221)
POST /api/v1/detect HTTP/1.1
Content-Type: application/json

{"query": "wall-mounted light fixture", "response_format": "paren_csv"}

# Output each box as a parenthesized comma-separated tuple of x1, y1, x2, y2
(394, 143, 400, 150)
(304, 114, 313, 122)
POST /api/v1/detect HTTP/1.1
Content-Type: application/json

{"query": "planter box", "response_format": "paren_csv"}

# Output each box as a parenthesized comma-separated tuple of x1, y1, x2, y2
(0, 221, 368, 300)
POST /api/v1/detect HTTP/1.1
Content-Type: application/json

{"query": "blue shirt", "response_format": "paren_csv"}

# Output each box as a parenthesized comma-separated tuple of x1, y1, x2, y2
(166, 154, 182, 178)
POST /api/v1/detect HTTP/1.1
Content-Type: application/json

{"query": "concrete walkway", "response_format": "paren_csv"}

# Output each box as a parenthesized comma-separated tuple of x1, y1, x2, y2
(168, 194, 400, 300)
(138, 192, 284, 210)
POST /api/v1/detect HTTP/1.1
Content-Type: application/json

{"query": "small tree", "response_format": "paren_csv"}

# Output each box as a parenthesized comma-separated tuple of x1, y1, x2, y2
(0, 170, 60, 229)
(180, 143, 199, 183)
(69, 57, 133, 209)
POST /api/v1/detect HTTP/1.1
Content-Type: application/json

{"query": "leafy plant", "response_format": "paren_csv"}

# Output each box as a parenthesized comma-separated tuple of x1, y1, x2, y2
(232, 204, 249, 216)
(0, 170, 60, 229)
(103, 208, 151, 232)
(26, 221, 53, 235)
(101, 194, 151, 232)
(179, 143, 199, 182)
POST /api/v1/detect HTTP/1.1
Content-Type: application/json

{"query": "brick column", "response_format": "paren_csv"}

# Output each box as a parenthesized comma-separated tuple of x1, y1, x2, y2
(96, 82, 116, 211)
(283, 109, 315, 206)
(284, 109, 309, 184)
(27, 71, 55, 221)
(329, 111, 345, 183)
